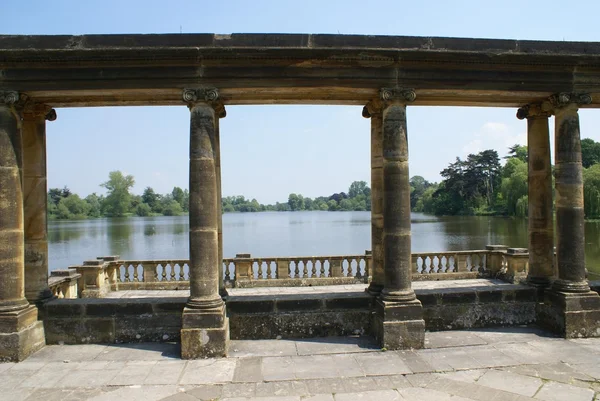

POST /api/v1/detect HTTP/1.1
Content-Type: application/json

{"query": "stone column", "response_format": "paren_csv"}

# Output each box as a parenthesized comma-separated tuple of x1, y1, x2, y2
(373, 88, 425, 349)
(22, 103, 56, 304)
(216, 117, 226, 297)
(362, 101, 384, 295)
(181, 88, 228, 358)
(538, 92, 600, 338)
(0, 91, 45, 361)
(516, 104, 554, 287)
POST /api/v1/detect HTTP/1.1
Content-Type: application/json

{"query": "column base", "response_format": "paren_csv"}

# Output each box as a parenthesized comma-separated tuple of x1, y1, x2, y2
(0, 305, 46, 362)
(366, 282, 383, 296)
(373, 298, 425, 350)
(181, 303, 229, 359)
(537, 289, 600, 338)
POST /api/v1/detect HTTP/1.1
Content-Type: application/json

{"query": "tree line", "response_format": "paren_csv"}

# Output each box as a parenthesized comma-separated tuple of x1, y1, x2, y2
(410, 138, 600, 219)
(48, 172, 373, 220)
(48, 138, 600, 220)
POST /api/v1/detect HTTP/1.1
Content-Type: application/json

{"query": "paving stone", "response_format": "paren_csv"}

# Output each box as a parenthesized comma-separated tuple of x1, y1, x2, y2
(353, 352, 411, 375)
(23, 388, 74, 401)
(261, 357, 295, 381)
(405, 373, 437, 387)
(425, 331, 488, 349)
(493, 342, 561, 365)
(0, 371, 32, 389)
(417, 348, 480, 371)
(87, 385, 179, 401)
(3, 388, 34, 401)
(502, 363, 594, 384)
(339, 376, 377, 392)
(570, 363, 600, 381)
(528, 340, 600, 365)
(295, 336, 378, 356)
(17, 368, 72, 389)
(534, 381, 595, 401)
(160, 393, 199, 401)
(255, 381, 308, 397)
(180, 359, 236, 384)
(221, 397, 301, 401)
(95, 343, 180, 362)
(181, 384, 223, 400)
(111, 360, 156, 385)
(0, 363, 16, 373)
(476, 370, 542, 396)
(233, 357, 263, 383)
(398, 387, 473, 401)
(55, 367, 122, 388)
(302, 395, 335, 401)
(437, 369, 486, 383)
(293, 354, 363, 380)
(7, 361, 47, 372)
(470, 327, 558, 344)
(333, 389, 402, 401)
(466, 346, 522, 368)
(229, 340, 298, 358)
(304, 378, 347, 395)
(144, 360, 187, 385)
(396, 350, 435, 373)
(26, 344, 108, 362)
(222, 382, 257, 398)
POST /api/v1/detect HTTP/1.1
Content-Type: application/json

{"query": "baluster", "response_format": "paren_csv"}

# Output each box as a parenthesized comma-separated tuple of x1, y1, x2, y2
(320, 259, 326, 277)
(131, 264, 138, 282)
(414, 255, 421, 274)
(440, 256, 447, 273)
(169, 263, 176, 281)
(117, 265, 124, 282)
(433, 256, 439, 273)
(309, 258, 315, 277)
(256, 260, 263, 279)
(225, 262, 231, 281)
(357, 258, 364, 278)
(294, 260, 300, 278)
(161, 264, 167, 281)
(123, 265, 130, 282)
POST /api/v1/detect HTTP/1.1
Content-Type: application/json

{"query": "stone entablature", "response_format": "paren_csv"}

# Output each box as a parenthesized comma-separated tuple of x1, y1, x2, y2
(1, 34, 600, 107)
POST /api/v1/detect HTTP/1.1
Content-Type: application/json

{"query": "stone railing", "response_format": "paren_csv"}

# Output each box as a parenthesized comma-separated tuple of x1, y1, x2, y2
(57, 245, 531, 297)
(48, 269, 80, 299)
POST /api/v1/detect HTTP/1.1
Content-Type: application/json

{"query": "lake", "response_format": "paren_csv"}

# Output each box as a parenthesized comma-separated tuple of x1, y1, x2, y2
(48, 212, 600, 277)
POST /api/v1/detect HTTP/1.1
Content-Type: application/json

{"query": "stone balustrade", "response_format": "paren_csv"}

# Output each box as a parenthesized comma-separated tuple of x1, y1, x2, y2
(54, 245, 531, 297)
(47, 269, 80, 299)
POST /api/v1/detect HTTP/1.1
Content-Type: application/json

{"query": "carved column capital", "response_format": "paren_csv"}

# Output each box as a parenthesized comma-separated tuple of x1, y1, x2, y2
(182, 88, 226, 117)
(516, 103, 552, 120)
(21, 101, 57, 121)
(380, 88, 416, 104)
(0, 91, 20, 106)
(547, 92, 592, 111)
(362, 99, 384, 118)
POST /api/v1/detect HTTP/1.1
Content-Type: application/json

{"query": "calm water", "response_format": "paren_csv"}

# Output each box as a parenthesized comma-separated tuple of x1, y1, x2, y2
(48, 212, 600, 277)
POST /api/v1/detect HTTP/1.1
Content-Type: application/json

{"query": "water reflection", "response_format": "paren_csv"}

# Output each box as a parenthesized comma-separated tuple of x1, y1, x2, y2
(47, 212, 600, 276)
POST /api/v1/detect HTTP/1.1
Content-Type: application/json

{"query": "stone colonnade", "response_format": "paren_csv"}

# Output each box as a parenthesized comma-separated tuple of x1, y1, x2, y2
(517, 93, 600, 337)
(1, 86, 600, 361)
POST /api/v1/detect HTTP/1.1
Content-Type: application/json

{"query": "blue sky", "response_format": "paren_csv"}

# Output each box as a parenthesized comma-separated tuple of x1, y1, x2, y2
(4, 0, 600, 204)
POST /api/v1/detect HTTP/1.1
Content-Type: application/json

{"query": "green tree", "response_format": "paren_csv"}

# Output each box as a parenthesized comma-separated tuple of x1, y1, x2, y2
(172, 187, 185, 207)
(288, 193, 305, 211)
(506, 144, 528, 163)
(85, 193, 103, 218)
(136, 203, 151, 217)
(584, 164, 600, 218)
(500, 158, 528, 216)
(581, 138, 600, 168)
(142, 187, 161, 213)
(162, 200, 184, 216)
(410, 176, 432, 210)
(348, 181, 368, 198)
(57, 194, 90, 219)
(100, 171, 135, 217)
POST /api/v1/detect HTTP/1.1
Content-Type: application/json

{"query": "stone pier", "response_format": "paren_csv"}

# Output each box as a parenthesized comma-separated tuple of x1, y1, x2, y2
(22, 102, 55, 304)
(517, 104, 554, 288)
(373, 88, 425, 349)
(181, 88, 229, 358)
(538, 92, 600, 338)
(216, 117, 226, 297)
(363, 101, 384, 296)
(0, 91, 45, 361)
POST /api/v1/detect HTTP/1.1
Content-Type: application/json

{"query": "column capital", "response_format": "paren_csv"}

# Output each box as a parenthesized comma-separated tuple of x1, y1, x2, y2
(516, 103, 552, 120)
(182, 88, 226, 117)
(21, 101, 57, 121)
(0, 91, 20, 106)
(547, 92, 592, 111)
(380, 88, 416, 104)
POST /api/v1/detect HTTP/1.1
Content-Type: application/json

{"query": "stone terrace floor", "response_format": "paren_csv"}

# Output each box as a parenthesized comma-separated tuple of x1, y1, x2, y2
(2, 327, 600, 401)
(107, 278, 521, 298)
